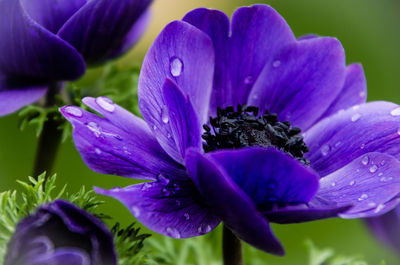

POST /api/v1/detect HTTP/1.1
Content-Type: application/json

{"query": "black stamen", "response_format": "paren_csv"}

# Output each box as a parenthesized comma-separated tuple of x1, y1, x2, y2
(202, 105, 310, 165)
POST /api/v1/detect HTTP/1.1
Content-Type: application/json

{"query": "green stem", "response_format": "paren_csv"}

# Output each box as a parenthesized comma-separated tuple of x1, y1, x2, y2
(32, 82, 63, 178)
(223, 226, 243, 265)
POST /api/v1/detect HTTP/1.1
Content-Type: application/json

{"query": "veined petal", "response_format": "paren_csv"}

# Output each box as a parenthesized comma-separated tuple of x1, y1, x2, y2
(305, 101, 400, 176)
(313, 152, 400, 218)
(248, 37, 346, 131)
(0, 0, 85, 80)
(138, 20, 215, 127)
(60, 104, 185, 180)
(185, 148, 284, 255)
(58, 0, 152, 65)
(208, 147, 319, 207)
(94, 179, 220, 239)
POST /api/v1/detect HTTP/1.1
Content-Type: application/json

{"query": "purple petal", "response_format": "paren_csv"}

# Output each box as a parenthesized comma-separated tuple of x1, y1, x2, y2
(60, 102, 185, 180)
(317, 64, 367, 121)
(208, 147, 319, 207)
(58, 0, 152, 65)
(0, 0, 85, 80)
(138, 20, 215, 127)
(0, 84, 47, 116)
(185, 148, 284, 255)
(162, 79, 202, 161)
(184, 5, 295, 115)
(263, 204, 351, 224)
(20, 0, 86, 34)
(94, 179, 220, 239)
(31, 250, 90, 265)
(313, 152, 400, 218)
(365, 206, 400, 253)
(248, 37, 346, 130)
(305, 101, 400, 176)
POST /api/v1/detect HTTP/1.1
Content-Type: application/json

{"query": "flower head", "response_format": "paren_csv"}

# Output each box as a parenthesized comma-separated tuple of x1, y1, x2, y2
(5, 199, 116, 265)
(61, 5, 400, 255)
(0, 0, 152, 116)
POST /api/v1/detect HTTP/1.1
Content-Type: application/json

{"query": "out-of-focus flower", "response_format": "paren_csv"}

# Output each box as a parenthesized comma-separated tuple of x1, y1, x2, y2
(5, 200, 116, 265)
(0, 0, 152, 116)
(61, 5, 400, 255)
(366, 206, 400, 254)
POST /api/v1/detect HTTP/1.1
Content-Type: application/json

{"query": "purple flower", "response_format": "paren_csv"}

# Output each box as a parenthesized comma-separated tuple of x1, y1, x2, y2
(365, 206, 400, 254)
(0, 0, 152, 116)
(61, 5, 400, 255)
(5, 200, 116, 265)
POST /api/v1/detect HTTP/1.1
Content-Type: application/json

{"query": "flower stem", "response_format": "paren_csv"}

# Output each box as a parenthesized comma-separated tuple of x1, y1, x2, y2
(223, 225, 243, 265)
(32, 82, 63, 179)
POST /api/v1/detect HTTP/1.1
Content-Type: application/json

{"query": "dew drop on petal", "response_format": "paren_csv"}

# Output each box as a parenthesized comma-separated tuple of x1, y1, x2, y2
(369, 165, 378, 173)
(349, 180, 356, 186)
(166, 227, 181, 239)
(374, 204, 385, 213)
(361, 156, 369, 166)
(397, 128, 400, 135)
(390, 107, 400, 116)
(368, 202, 377, 208)
(161, 105, 169, 124)
(321, 144, 330, 156)
(380, 160, 386, 166)
(131, 206, 140, 217)
(359, 91, 366, 98)
(173, 183, 180, 191)
(184, 213, 190, 220)
(170, 57, 183, 77)
(380, 176, 393, 182)
(273, 60, 281, 68)
(162, 188, 170, 196)
(358, 194, 368, 201)
(198, 224, 212, 234)
(334, 141, 342, 148)
(96, 97, 116, 112)
(87, 122, 102, 137)
(141, 183, 152, 191)
(95, 148, 102, 155)
(244, 76, 254, 85)
(153, 125, 157, 130)
(360, 143, 365, 149)
(351, 113, 361, 122)
(167, 133, 172, 139)
(331, 182, 336, 187)
(64, 106, 83, 117)
(157, 174, 170, 185)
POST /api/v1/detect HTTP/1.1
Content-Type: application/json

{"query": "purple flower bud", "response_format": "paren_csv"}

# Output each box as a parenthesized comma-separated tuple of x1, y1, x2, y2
(5, 200, 117, 265)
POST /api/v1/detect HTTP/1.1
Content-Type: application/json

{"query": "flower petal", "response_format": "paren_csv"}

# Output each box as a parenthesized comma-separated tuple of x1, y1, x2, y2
(365, 206, 400, 253)
(94, 179, 220, 239)
(313, 152, 400, 218)
(248, 37, 346, 130)
(138, 20, 215, 126)
(58, 0, 152, 65)
(185, 148, 284, 255)
(31, 250, 90, 265)
(162, 79, 202, 161)
(305, 101, 400, 176)
(20, 0, 86, 34)
(263, 204, 351, 224)
(317, 63, 367, 121)
(0, 83, 47, 116)
(208, 147, 320, 207)
(0, 0, 85, 80)
(60, 104, 185, 180)
(184, 5, 295, 115)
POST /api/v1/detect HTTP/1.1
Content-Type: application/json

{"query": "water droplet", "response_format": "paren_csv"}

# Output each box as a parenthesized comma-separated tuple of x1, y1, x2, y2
(272, 60, 281, 68)
(334, 141, 342, 148)
(380, 176, 393, 182)
(87, 122, 102, 137)
(369, 165, 378, 173)
(331, 182, 336, 187)
(351, 113, 361, 122)
(380, 160, 386, 166)
(244, 76, 254, 85)
(184, 213, 190, 220)
(161, 105, 169, 123)
(170, 57, 183, 77)
(96, 97, 115, 112)
(252, 93, 259, 100)
(64, 106, 83, 117)
(162, 188, 170, 196)
(349, 180, 356, 186)
(198, 224, 212, 234)
(173, 183, 180, 191)
(95, 148, 102, 155)
(360, 143, 365, 149)
(157, 174, 170, 185)
(141, 183, 152, 191)
(374, 204, 385, 213)
(368, 202, 377, 207)
(397, 128, 400, 136)
(167, 133, 172, 139)
(131, 206, 140, 217)
(359, 91, 366, 98)
(390, 107, 400, 116)
(321, 144, 330, 156)
(153, 125, 157, 130)
(361, 156, 369, 166)
(378, 172, 383, 177)
(358, 194, 368, 201)
(166, 227, 181, 239)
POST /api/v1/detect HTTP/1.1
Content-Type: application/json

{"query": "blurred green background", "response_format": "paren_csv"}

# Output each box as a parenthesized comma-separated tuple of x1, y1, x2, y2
(1, 0, 400, 264)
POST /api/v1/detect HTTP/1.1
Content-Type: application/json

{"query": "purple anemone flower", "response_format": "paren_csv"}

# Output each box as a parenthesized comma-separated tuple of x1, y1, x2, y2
(365, 206, 400, 254)
(0, 0, 152, 116)
(5, 199, 116, 265)
(61, 5, 400, 255)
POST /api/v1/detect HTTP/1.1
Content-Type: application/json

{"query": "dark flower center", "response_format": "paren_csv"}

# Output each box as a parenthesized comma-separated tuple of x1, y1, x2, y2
(202, 105, 310, 165)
